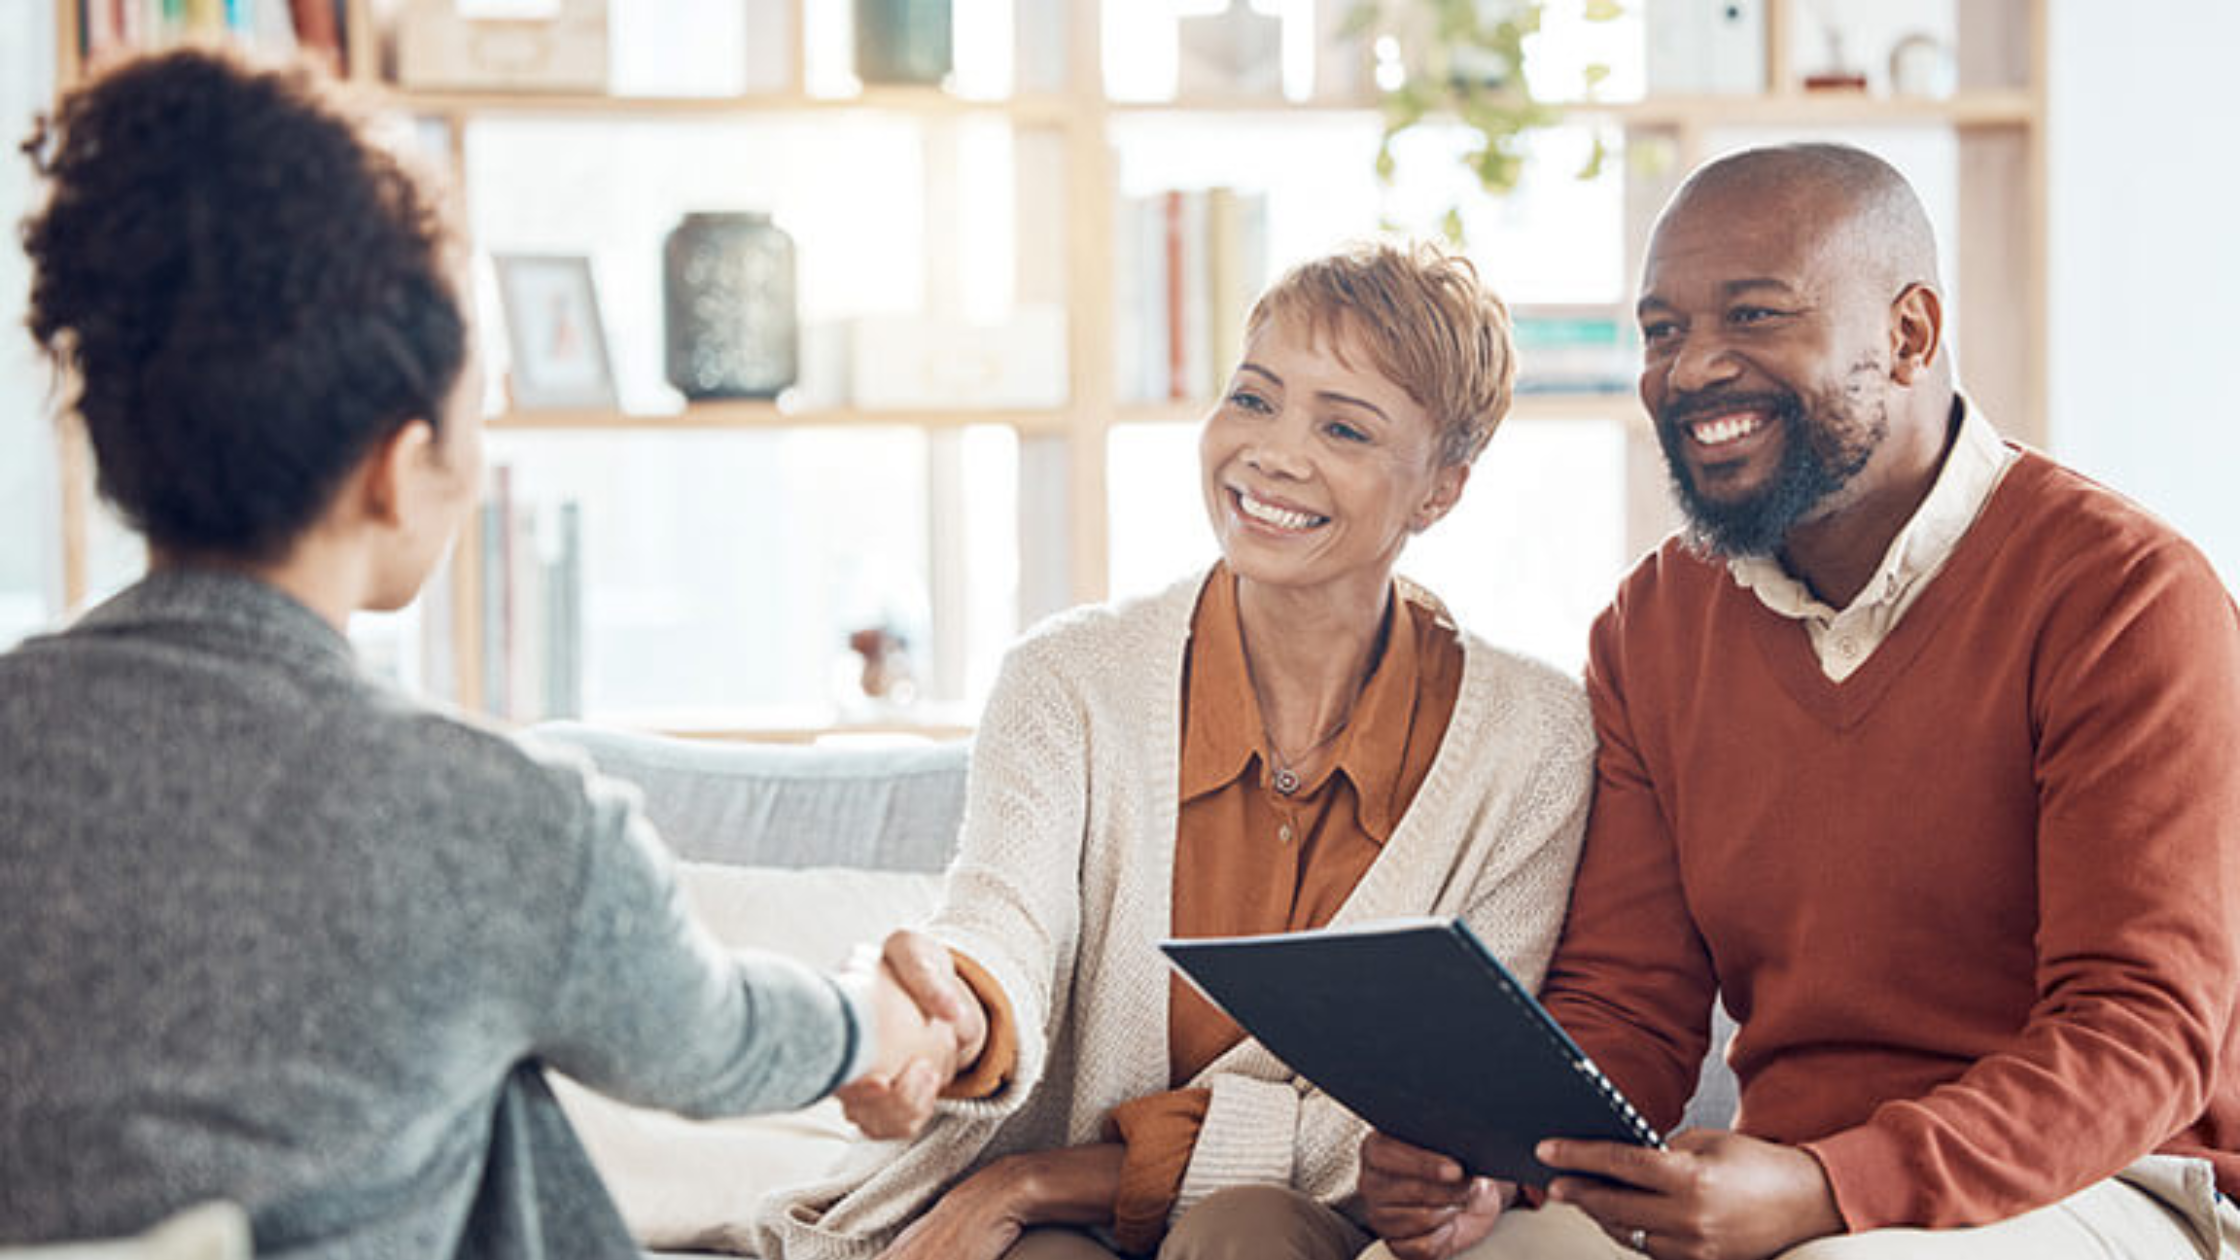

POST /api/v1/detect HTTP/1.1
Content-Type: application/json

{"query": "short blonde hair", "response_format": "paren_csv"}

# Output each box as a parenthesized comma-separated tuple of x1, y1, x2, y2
(1245, 240, 1516, 467)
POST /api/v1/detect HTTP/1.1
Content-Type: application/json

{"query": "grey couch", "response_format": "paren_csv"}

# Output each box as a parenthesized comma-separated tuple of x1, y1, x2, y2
(536, 723, 1739, 1254)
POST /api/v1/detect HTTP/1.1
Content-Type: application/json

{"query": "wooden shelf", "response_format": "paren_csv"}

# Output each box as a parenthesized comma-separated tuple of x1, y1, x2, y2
(1114, 390, 1642, 427)
(1602, 89, 2037, 129)
(1108, 89, 2036, 130)
(486, 400, 1071, 434)
(393, 87, 1075, 125)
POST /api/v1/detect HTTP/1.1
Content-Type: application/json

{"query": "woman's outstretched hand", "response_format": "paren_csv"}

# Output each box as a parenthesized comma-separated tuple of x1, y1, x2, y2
(833, 928, 991, 1139)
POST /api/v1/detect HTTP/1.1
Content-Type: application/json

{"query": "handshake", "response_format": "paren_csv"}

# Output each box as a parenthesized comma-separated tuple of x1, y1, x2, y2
(830, 928, 992, 1140)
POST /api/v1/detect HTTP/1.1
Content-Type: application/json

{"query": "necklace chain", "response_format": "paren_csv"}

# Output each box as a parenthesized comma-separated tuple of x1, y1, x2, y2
(1266, 713, 1351, 797)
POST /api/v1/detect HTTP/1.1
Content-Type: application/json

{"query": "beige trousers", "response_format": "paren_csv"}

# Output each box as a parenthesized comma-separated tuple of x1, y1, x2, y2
(1004, 1184, 1369, 1260)
(1359, 1161, 2239, 1260)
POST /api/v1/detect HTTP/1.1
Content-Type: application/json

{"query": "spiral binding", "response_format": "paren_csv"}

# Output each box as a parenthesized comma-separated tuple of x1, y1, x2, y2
(1487, 967, 1664, 1147)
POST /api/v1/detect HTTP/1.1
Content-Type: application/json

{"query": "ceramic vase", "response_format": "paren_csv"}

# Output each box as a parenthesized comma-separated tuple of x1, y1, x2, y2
(663, 211, 798, 401)
(853, 0, 952, 86)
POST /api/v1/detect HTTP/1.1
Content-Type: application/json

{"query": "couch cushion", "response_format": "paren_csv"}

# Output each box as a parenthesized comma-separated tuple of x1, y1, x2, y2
(531, 724, 969, 873)
(556, 862, 944, 1255)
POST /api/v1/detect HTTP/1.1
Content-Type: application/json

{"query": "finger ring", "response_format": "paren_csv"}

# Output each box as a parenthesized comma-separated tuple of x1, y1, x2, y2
(1628, 1227, 1648, 1252)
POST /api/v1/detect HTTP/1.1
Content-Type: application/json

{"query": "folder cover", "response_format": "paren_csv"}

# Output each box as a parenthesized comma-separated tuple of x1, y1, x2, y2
(1161, 916, 1661, 1185)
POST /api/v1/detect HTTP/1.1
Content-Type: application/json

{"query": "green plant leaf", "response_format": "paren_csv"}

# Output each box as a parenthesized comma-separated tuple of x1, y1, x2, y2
(1375, 143, 1397, 184)
(1339, 1, 1384, 39)
(1441, 206, 1467, 246)
(1584, 0, 1622, 21)
(1583, 62, 1611, 90)
(1578, 132, 1608, 180)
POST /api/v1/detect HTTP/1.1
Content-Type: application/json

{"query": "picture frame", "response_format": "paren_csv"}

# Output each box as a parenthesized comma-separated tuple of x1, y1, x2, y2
(492, 254, 620, 412)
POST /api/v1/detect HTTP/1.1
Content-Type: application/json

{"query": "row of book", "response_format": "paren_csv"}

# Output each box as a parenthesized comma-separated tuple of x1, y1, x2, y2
(1108, 187, 1634, 405)
(1113, 187, 1272, 407)
(1511, 307, 1635, 395)
(479, 467, 585, 723)
(79, 0, 346, 69)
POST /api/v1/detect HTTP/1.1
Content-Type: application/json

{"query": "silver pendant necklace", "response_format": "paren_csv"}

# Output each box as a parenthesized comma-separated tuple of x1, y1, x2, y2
(1267, 717, 1351, 796)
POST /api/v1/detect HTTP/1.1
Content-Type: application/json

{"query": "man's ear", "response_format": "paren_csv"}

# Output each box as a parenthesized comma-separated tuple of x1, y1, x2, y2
(1414, 461, 1472, 532)
(357, 419, 438, 528)
(1890, 283, 1944, 385)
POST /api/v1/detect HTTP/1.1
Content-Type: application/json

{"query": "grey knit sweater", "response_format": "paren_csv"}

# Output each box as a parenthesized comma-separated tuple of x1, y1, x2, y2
(0, 570, 866, 1256)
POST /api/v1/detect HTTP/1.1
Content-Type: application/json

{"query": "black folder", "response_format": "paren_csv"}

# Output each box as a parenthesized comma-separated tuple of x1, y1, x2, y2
(1161, 916, 1662, 1185)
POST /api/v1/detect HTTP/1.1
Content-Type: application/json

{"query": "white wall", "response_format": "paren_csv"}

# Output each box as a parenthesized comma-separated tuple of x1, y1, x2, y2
(2048, 3, 2240, 590)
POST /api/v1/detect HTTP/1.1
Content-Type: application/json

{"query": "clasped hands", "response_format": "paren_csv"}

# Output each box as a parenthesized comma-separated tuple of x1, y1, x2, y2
(832, 928, 990, 1140)
(1359, 1129, 1843, 1260)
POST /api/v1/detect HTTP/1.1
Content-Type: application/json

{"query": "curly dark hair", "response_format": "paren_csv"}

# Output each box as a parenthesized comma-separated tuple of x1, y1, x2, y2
(21, 47, 466, 561)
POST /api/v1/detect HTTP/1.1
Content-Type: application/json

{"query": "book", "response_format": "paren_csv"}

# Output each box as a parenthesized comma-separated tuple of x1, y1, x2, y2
(1161, 917, 1662, 1185)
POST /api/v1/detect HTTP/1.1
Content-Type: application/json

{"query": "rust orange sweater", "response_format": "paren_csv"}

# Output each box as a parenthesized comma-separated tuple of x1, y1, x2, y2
(1543, 450, 2240, 1230)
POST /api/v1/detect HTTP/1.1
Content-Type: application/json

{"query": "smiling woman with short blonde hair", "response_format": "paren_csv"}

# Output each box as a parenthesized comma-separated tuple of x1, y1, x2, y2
(756, 241, 1594, 1260)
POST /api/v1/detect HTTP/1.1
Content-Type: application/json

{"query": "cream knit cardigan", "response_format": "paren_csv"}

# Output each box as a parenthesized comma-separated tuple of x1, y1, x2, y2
(752, 570, 1594, 1259)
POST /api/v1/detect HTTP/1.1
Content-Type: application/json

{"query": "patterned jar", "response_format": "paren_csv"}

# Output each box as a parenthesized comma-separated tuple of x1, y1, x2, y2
(662, 211, 798, 401)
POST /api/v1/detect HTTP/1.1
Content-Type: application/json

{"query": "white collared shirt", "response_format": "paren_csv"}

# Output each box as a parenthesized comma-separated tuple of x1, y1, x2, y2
(1727, 400, 2020, 682)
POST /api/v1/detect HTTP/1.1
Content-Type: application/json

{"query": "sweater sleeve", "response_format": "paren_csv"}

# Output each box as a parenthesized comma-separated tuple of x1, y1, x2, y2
(531, 760, 862, 1118)
(1106, 1088, 1212, 1252)
(922, 635, 1093, 1122)
(940, 949, 1020, 1100)
(1537, 598, 1724, 1136)
(1803, 541, 2240, 1229)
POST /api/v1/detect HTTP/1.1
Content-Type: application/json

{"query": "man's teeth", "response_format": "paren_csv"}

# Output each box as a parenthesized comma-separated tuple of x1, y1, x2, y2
(1238, 492, 1327, 531)
(1691, 412, 1764, 446)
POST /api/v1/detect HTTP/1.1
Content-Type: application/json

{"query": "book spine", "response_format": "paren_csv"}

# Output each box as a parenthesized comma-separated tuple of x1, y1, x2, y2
(481, 466, 512, 719)
(85, 0, 121, 58)
(418, 545, 456, 704)
(1164, 189, 1186, 403)
(117, 0, 146, 51)
(1178, 189, 1212, 402)
(509, 502, 545, 722)
(288, 0, 340, 68)
(1112, 193, 1143, 407)
(1206, 185, 1243, 393)
(1139, 196, 1170, 403)
(1239, 191, 1270, 309)
(547, 501, 583, 720)
(254, 0, 297, 50)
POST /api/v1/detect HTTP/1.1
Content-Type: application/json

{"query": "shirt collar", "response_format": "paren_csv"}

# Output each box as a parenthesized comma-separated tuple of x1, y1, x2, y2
(71, 566, 358, 677)
(1334, 581, 1437, 843)
(1728, 397, 2015, 621)
(1177, 564, 1429, 846)
(1179, 564, 1261, 802)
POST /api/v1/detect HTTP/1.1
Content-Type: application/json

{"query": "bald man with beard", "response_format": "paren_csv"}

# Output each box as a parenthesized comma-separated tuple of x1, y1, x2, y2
(1352, 144, 2240, 1260)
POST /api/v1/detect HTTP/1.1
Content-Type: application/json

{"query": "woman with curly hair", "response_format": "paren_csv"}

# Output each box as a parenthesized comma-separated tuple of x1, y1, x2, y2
(0, 48, 963, 1256)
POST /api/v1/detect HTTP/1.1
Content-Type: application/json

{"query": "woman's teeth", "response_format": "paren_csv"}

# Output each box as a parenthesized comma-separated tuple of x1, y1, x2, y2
(1238, 491, 1327, 531)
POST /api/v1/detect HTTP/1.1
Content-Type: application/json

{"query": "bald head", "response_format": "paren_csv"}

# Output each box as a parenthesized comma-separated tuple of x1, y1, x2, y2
(1660, 143, 1941, 301)
(1635, 143, 1961, 569)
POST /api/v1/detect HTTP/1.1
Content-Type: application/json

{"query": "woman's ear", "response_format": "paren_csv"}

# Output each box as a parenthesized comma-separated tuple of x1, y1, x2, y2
(1889, 283, 1944, 386)
(357, 419, 438, 529)
(1413, 461, 1471, 533)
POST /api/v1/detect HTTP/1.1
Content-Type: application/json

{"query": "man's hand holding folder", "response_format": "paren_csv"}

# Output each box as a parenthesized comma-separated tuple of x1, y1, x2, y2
(1356, 1126, 1844, 1260)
